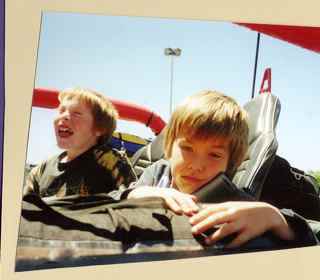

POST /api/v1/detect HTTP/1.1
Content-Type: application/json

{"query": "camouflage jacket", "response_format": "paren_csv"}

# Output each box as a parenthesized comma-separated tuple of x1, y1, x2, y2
(24, 144, 137, 200)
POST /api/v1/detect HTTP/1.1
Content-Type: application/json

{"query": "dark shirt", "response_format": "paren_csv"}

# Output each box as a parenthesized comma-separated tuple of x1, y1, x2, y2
(24, 144, 137, 200)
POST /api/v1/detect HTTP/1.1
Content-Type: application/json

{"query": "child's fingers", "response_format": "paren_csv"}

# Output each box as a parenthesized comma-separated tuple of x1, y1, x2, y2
(164, 196, 183, 215)
(172, 195, 192, 215)
(174, 197, 189, 214)
(173, 195, 197, 216)
(225, 229, 253, 248)
(189, 204, 230, 225)
(182, 195, 200, 213)
(190, 208, 239, 235)
(191, 212, 226, 234)
(161, 189, 199, 215)
(189, 194, 198, 202)
(204, 220, 243, 245)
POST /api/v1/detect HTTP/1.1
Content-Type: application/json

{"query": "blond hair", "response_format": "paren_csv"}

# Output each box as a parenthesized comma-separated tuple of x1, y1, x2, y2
(58, 88, 118, 143)
(164, 90, 249, 177)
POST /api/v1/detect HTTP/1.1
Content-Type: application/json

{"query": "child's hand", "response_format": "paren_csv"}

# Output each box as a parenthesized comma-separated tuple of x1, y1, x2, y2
(128, 186, 199, 216)
(189, 201, 296, 248)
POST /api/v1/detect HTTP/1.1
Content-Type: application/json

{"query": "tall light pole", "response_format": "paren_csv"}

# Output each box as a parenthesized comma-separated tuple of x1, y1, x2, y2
(251, 33, 261, 99)
(164, 48, 181, 115)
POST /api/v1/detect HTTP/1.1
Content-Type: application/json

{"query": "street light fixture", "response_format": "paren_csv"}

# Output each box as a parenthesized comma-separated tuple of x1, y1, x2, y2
(164, 48, 181, 115)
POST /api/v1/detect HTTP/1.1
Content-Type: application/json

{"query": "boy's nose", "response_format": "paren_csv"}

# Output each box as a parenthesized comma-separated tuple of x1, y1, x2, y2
(190, 158, 206, 172)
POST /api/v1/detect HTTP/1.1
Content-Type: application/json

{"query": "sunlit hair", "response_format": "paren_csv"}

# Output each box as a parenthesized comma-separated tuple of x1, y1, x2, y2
(58, 88, 118, 144)
(164, 90, 249, 177)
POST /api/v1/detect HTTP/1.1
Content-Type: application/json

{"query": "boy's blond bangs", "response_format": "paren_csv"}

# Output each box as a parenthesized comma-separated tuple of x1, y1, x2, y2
(164, 90, 249, 177)
(58, 88, 118, 143)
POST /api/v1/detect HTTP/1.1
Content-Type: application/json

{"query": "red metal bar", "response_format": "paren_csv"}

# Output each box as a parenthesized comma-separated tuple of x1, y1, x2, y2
(32, 88, 166, 135)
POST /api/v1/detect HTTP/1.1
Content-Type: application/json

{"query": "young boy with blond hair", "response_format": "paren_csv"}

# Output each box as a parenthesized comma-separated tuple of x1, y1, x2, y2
(24, 88, 136, 199)
(127, 90, 314, 248)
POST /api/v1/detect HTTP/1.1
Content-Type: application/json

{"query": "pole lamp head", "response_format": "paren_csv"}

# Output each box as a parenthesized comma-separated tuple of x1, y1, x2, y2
(164, 48, 182, 56)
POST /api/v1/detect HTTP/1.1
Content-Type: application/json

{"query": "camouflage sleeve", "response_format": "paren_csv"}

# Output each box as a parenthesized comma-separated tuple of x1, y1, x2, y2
(114, 150, 137, 188)
(23, 164, 43, 196)
(94, 147, 137, 200)
(109, 150, 137, 200)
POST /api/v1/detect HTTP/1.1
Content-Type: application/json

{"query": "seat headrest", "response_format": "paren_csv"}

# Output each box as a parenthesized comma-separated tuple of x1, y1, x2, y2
(244, 94, 281, 145)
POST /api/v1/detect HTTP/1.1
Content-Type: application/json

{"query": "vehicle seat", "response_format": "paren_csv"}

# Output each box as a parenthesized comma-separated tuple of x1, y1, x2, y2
(130, 129, 165, 177)
(131, 93, 281, 199)
(232, 93, 281, 198)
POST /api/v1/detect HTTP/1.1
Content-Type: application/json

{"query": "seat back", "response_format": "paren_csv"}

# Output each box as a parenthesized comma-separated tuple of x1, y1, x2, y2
(130, 130, 165, 177)
(232, 93, 281, 198)
(131, 93, 281, 199)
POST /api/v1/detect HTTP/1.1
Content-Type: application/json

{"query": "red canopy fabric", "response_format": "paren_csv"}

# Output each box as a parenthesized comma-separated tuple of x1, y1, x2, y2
(32, 88, 166, 135)
(236, 22, 320, 54)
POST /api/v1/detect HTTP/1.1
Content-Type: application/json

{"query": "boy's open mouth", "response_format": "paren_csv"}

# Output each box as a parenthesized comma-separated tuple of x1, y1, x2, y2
(58, 126, 74, 138)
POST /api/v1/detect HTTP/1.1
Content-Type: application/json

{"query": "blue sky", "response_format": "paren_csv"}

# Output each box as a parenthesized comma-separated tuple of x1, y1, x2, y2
(27, 12, 320, 171)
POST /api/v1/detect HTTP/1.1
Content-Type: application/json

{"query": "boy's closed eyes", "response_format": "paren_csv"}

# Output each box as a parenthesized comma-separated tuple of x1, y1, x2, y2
(179, 141, 226, 160)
